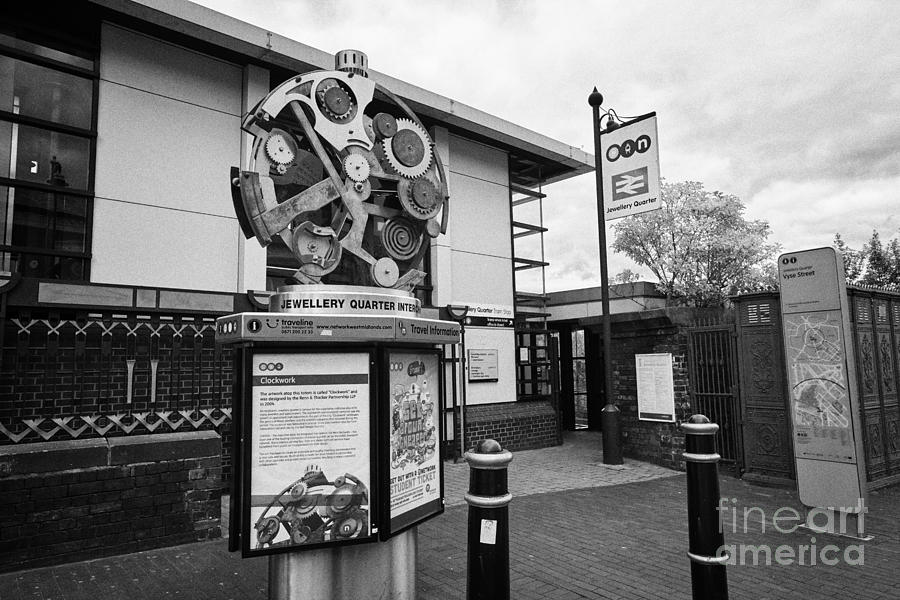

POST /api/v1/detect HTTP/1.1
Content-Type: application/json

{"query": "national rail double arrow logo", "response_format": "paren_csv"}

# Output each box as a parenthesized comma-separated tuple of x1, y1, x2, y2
(612, 167, 649, 201)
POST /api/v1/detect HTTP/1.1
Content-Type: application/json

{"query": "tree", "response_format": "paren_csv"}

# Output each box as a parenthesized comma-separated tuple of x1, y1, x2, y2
(833, 233, 865, 284)
(611, 180, 780, 306)
(834, 230, 900, 287)
(612, 269, 642, 284)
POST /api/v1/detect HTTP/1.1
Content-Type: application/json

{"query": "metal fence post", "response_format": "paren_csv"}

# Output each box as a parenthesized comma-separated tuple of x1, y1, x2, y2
(465, 439, 513, 600)
(682, 414, 729, 600)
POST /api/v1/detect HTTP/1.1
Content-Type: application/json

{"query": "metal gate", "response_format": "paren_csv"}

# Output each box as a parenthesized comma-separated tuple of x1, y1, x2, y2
(687, 325, 743, 467)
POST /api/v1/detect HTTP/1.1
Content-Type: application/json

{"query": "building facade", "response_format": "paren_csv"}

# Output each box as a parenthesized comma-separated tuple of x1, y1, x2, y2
(0, 1, 592, 466)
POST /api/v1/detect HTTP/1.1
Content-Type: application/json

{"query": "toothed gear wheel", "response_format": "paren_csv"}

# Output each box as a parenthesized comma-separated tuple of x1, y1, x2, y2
(265, 130, 297, 165)
(343, 153, 371, 183)
(316, 78, 356, 122)
(398, 177, 442, 220)
(381, 118, 432, 179)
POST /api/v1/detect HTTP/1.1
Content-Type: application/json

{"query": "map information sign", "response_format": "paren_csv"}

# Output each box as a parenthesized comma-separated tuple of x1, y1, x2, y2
(778, 247, 866, 511)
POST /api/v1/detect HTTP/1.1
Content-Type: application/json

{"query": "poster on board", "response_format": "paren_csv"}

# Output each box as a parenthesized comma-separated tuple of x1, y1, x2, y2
(385, 350, 442, 535)
(636, 353, 675, 422)
(244, 351, 376, 556)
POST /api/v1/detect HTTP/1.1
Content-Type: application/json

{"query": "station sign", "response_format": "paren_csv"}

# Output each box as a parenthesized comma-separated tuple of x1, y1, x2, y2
(458, 303, 515, 328)
(600, 112, 661, 220)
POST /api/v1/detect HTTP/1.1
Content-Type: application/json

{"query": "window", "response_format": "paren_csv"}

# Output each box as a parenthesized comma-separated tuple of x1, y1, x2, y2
(571, 329, 588, 429)
(516, 329, 553, 399)
(0, 15, 97, 279)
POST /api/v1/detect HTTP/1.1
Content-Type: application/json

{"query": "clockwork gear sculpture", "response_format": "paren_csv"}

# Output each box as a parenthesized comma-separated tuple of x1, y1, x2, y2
(231, 50, 449, 290)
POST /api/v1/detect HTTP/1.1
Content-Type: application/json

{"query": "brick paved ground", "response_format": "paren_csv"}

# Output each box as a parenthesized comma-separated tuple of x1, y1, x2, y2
(1, 432, 898, 599)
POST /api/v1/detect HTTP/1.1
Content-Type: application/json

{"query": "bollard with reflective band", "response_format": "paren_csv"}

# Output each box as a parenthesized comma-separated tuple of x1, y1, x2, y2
(465, 439, 513, 600)
(682, 414, 729, 600)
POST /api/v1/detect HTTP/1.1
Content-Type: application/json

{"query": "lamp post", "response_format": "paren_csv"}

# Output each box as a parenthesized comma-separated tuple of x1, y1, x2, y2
(446, 304, 470, 458)
(588, 88, 623, 465)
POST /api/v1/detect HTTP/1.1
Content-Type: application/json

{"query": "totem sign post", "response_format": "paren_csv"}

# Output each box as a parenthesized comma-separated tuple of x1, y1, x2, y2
(216, 50, 460, 599)
(777, 247, 868, 536)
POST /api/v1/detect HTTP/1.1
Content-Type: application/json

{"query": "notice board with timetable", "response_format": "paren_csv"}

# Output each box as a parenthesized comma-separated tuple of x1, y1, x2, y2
(636, 353, 675, 422)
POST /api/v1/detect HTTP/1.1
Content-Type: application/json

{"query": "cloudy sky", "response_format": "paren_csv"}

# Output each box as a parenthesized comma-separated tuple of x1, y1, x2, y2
(194, 0, 900, 292)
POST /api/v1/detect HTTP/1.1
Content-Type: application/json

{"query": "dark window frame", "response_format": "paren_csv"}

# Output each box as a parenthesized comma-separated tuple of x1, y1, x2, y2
(0, 27, 98, 281)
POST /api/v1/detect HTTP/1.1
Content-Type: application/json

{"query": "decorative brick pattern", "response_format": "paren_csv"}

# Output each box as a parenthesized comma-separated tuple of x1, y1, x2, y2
(0, 432, 221, 572)
(0, 312, 236, 483)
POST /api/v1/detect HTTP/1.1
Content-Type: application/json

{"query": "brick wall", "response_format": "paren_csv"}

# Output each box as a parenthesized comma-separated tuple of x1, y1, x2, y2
(464, 400, 560, 452)
(0, 311, 235, 484)
(0, 431, 221, 572)
(611, 326, 692, 471)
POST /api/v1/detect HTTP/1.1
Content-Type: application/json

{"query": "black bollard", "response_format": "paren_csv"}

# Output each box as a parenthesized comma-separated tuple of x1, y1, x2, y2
(465, 439, 513, 600)
(682, 414, 729, 600)
(600, 403, 623, 464)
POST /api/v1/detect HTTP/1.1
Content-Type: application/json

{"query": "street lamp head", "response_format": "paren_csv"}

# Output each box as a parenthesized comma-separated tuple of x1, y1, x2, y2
(588, 87, 604, 108)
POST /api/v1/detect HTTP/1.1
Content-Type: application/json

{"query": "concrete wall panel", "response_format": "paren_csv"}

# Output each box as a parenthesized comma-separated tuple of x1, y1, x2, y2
(95, 80, 240, 217)
(90, 198, 240, 292)
(101, 24, 242, 115)
(463, 327, 516, 406)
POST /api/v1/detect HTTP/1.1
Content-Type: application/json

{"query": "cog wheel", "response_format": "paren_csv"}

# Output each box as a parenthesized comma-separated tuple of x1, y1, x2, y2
(398, 177, 443, 220)
(381, 118, 432, 179)
(343, 153, 371, 183)
(371, 257, 400, 287)
(264, 129, 297, 165)
(315, 78, 356, 123)
(332, 509, 366, 540)
(256, 516, 281, 545)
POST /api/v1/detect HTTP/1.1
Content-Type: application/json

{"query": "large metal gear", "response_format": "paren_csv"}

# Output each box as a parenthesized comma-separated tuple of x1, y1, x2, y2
(381, 118, 432, 179)
(397, 177, 443, 220)
(233, 50, 450, 290)
(315, 78, 356, 123)
(342, 153, 370, 183)
(265, 129, 297, 165)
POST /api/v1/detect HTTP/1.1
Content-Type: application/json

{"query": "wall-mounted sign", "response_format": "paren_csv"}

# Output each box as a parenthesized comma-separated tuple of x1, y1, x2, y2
(242, 351, 377, 556)
(635, 353, 675, 422)
(384, 349, 442, 535)
(456, 303, 514, 328)
(778, 247, 867, 512)
(468, 349, 499, 382)
(600, 113, 660, 221)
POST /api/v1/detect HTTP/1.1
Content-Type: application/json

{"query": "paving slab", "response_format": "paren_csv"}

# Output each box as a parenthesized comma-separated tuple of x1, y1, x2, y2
(1, 431, 898, 600)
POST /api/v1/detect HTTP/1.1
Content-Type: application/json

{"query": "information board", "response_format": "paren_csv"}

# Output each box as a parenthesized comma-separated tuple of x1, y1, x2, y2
(635, 353, 676, 422)
(778, 247, 867, 512)
(468, 349, 499, 382)
(243, 351, 376, 555)
(385, 350, 442, 534)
